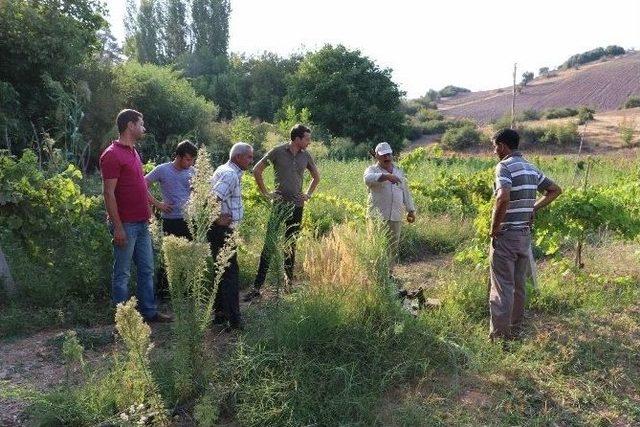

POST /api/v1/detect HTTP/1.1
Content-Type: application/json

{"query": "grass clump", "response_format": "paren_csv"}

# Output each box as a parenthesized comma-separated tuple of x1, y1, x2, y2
(215, 223, 459, 426)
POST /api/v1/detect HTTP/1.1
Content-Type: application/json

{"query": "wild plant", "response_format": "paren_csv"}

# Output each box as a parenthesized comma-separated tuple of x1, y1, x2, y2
(185, 145, 220, 243)
(162, 145, 237, 401)
(61, 330, 85, 385)
(113, 297, 168, 425)
(263, 202, 296, 295)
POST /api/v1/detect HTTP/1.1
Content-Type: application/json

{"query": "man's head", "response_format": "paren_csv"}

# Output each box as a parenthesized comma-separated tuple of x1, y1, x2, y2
(374, 142, 394, 168)
(116, 109, 145, 140)
(174, 140, 197, 170)
(229, 142, 254, 171)
(492, 128, 519, 160)
(290, 124, 311, 150)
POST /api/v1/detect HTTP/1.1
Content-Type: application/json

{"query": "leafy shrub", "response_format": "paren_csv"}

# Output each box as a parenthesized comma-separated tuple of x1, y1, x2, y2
(327, 137, 371, 161)
(623, 96, 640, 109)
(577, 106, 595, 124)
(114, 62, 219, 160)
(421, 120, 448, 135)
(544, 107, 578, 119)
(519, 109, 541, 121)
(441, 124, 485, 150)
(416, 108, 443, 122)
(439, 85, 470, 98)
(0, 151, 111, 323)
(561, 46, 625, 69)
(521, 122, 579, 145)
(618, 118, 636, 146)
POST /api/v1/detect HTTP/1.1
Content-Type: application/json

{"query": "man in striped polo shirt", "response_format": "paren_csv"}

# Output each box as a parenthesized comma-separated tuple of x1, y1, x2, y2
(489, 128, 562, 341)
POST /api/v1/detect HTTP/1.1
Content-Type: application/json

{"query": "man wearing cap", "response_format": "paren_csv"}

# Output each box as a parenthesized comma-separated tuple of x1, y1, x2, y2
(364, 142, 416, 263)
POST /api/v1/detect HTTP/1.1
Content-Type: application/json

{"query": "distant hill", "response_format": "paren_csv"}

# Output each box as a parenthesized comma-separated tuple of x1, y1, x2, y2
(438, 52, 640, 124)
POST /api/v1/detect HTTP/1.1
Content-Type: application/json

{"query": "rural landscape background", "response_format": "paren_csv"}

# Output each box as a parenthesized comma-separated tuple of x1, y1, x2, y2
(1, 0, 640, 425)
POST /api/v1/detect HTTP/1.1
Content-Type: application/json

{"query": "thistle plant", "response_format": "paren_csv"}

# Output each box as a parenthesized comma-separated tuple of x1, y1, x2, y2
(161, 145, 237, 401)
(264, 202, 296, 295)
(185, 145, 220, 243)
(113, 298, 168, 425)
(61, 330, 85, 385)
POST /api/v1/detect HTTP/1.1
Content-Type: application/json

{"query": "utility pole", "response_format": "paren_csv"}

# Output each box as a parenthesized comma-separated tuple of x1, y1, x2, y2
(511, 62, 517, 129)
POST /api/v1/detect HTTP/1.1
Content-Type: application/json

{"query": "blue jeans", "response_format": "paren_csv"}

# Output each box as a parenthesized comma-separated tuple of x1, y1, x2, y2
(109, 221, 157, 318)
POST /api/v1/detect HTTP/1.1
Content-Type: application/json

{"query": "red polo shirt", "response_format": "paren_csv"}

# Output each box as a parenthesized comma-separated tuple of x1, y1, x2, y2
(99, 141, 151, 222)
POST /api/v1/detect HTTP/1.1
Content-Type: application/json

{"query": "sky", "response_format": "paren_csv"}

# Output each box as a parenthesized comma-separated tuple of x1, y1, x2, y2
(106, 0, 640, 98)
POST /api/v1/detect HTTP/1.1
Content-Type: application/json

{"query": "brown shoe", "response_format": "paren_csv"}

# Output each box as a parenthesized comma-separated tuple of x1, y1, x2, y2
(145, 312, 173, 323)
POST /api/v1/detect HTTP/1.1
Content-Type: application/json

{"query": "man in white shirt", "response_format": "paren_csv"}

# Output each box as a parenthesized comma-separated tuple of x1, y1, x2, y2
(208, 142, 254, 330)
(363, 142, 416, 263)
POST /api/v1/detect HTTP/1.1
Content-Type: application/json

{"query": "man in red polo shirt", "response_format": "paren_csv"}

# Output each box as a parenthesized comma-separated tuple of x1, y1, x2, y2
(100, 109, 170, 322)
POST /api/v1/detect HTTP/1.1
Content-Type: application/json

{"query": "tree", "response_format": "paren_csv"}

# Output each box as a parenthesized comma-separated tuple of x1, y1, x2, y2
(135, 0, 166, 64)
(284, 45, 406, 151)
(165, 0, 189, 62)
(192, 0, 230, 57)
(521, 71, 534, 86)
(538, 67, 549, 77)
(114, 62, 219, 158)
(0, 0, 107, 151)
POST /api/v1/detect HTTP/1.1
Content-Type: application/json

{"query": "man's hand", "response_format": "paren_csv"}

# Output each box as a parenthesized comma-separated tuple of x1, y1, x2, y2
(215, 213, 233, 227)
(113, 224, 127, 247)
(298, 192, 311, 203)
(385, 174, 402, 184)
(264, 191, 281, 201)
(157, 201, 173, 213)
(407, 211, 416, 223)
(529, 209, 536, 228)
(489, 227, 502, 239)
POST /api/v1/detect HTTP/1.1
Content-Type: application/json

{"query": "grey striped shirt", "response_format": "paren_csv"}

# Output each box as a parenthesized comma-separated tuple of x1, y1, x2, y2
(494, 152, 553, 230)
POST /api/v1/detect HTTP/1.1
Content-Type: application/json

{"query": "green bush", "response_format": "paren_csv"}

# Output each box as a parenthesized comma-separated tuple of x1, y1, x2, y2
(114, 62, 219, 160)
(439, 85, 470, 98)
(623, 96, 640, 109)
(441, 124, 485, 150)
(521, 122, 579, 145)
(0, 151, 111, 336)
(421, 120, 448, 135)
(519, 109, 541, 121)
(577, 106, 595, 124)
(327, 137, 372, 161)
(544, 107, 578, 119)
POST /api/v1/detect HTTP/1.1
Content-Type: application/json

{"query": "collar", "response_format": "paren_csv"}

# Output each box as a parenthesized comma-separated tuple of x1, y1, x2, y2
(503, 151, 523, 160)
(226, 160, 244, 176)
(113, 140, 135, 151)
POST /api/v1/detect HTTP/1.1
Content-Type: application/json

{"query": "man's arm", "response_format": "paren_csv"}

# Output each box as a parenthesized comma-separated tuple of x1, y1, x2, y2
(533, 183, 562, 214)
(252, 157, 272, 198)
(490, 188, 510, 238)
(300, 161, 320, 201)
(144, 170, 172, 213)
(103, 178, 127, 246)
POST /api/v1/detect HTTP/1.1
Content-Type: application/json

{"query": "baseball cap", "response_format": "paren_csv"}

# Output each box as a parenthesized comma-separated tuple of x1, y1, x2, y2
(374, 142, 393, 156)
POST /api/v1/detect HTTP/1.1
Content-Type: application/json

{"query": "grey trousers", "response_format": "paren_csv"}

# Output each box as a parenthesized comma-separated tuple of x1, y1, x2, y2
(489, 228, 531, 339)
(386, 220, 402, 264)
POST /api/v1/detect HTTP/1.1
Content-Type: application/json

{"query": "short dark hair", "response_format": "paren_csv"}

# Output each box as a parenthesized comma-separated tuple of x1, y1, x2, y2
(175, 140, 197, 158)
(493, 128, 520, 149)
(290, 124, 311, 141)
(116, 109, 143, 134)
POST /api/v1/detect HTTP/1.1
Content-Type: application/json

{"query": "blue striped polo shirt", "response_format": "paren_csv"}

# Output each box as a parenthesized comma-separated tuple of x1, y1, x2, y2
(494, 152, 554, 230)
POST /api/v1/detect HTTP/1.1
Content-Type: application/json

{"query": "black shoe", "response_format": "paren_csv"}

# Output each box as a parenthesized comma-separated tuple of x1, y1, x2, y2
(243, 289, 261, 302)
(144, 312, 173, 323)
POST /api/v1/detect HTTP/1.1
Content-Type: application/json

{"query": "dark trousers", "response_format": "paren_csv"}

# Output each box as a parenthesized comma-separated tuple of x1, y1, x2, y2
(254, 203, 304, 289)
(157, 218, 192, 300)
(207, 224, 241, 325)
